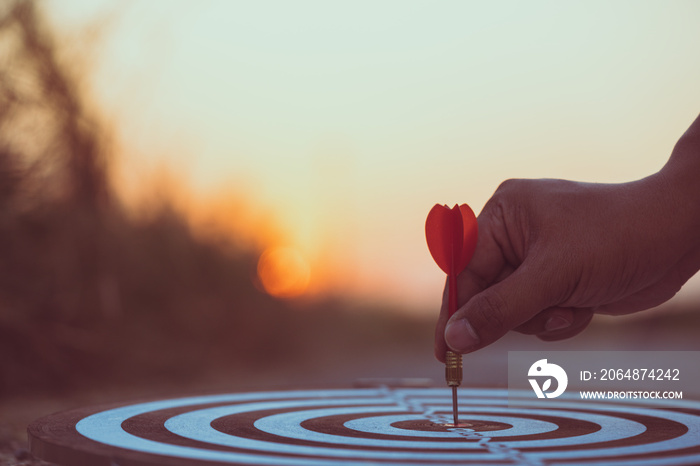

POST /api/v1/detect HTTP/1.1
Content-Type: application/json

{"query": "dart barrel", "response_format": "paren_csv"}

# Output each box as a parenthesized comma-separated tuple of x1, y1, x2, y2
(445, 350, 462, 387)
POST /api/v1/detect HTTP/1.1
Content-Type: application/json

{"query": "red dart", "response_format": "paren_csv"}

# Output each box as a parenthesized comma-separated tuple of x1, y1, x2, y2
(425, 203, 478, 426)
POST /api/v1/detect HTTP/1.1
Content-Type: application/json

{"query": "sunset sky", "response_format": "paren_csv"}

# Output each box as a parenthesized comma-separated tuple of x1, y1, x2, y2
(46, 0, 700, 313)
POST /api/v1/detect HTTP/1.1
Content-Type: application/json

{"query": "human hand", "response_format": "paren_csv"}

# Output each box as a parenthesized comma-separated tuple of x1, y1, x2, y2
(435, 133, 700, 361)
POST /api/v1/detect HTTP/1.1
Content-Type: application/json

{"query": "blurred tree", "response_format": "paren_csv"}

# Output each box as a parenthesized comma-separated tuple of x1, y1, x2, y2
(0, 0, 306, 396)
(0, 0, 110, 211)
(0, 0, 429, 397)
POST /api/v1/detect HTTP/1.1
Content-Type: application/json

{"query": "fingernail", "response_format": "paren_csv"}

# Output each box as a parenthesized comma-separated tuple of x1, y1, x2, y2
(445, 318, 480, 352)
(545, 315, 571, 331)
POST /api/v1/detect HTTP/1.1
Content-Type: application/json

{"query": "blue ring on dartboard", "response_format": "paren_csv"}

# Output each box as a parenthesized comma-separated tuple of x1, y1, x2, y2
(30, 388, 700, 466)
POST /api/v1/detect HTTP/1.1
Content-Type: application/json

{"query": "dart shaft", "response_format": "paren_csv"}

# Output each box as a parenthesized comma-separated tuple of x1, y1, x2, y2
(448, 274, 458, 316)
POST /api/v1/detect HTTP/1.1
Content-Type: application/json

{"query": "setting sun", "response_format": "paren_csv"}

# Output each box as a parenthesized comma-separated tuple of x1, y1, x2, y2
(257, 246, 312, 299)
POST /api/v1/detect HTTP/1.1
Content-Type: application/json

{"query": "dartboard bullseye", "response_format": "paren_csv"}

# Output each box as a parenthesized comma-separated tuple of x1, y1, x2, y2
(28, 388, 700, 466)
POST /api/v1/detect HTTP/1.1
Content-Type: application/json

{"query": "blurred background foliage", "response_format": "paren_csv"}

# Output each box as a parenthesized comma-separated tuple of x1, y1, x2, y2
(0, 0, 432, 397)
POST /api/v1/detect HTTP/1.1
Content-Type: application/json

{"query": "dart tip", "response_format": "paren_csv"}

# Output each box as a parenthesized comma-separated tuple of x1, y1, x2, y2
(451, 385, 459, 425)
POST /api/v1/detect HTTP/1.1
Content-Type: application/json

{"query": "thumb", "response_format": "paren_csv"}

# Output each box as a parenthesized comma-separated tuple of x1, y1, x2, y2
(444, 265, 556, 353)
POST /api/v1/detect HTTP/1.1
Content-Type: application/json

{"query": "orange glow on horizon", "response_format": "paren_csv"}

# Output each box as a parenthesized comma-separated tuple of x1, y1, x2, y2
(257, 246, 312, 299)
(112, 161, 339, 299)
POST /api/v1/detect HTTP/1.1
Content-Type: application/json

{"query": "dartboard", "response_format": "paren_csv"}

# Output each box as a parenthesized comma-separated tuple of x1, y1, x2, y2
(28, 388, 700, 465)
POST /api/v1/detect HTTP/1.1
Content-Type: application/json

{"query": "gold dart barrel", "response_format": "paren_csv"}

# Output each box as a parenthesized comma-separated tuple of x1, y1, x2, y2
(445, 350, 462, 387)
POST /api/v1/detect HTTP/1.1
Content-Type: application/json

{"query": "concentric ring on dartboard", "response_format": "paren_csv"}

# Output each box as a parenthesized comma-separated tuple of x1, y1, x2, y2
(28, 388, 700, 466)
